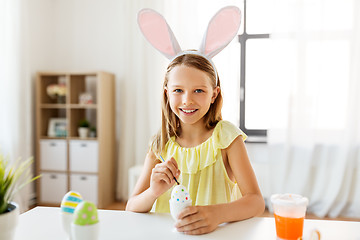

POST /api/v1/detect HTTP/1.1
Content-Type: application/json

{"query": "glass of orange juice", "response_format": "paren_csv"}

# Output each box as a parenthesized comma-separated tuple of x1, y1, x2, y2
(271, 193, 309, 240)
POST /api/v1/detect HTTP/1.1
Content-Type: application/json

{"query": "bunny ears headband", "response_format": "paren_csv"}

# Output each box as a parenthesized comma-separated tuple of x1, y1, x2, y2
(137, 6, 241, 84)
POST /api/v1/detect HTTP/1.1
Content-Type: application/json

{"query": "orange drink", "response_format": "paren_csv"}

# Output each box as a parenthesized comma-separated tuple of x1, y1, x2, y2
(271, 194, 308, 240)
(274, 213, 304, 240)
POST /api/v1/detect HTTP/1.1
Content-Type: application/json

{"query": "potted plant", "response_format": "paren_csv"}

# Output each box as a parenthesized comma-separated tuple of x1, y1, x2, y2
(0, 154, 40, 240)
(89, 126, 97, 138)
(78, 119, 90, 138)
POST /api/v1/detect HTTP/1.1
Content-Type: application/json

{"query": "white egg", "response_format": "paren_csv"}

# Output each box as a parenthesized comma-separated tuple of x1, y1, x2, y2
(169, 185, 192, 220)
(170, 185, 191, 203)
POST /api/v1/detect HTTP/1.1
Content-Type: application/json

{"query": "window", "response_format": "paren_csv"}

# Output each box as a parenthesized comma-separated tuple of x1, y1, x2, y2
(238, 0, 353, 141)
(238, 0, 269, 141)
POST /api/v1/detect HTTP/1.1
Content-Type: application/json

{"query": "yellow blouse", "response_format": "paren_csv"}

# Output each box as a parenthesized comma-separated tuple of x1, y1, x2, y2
(154, 120, 247, 213)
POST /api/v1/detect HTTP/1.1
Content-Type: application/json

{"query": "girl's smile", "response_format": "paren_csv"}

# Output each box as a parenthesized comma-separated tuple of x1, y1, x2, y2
(180, 108, 198, 114)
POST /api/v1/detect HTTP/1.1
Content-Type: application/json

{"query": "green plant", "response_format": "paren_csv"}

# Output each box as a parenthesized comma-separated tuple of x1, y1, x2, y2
(90, 126, 96, 132)
(78, 119, 90, 128)
(0, 154, 40, 214)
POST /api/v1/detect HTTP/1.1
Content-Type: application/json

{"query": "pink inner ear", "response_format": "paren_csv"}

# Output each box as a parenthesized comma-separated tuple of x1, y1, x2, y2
(204, 8, 241, 56)
(138, 11, 177, 57)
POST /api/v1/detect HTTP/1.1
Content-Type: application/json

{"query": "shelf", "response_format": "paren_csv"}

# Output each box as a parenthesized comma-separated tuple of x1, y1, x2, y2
(69, 104, 97, 109)
(37, 71, 98, 77)
(40, 136, 97, 140)
(40, 136, 67, 140)
(68, 137, 97, 140)
(40, 104, 97, 109)
(40, 104, 67, 109)
(69, 171, 99, 175)
(39, 169, 67, 174)
(36, 71, 115, 208)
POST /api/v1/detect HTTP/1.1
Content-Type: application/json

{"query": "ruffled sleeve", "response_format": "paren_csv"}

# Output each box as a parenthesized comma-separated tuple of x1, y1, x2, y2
(162, 120, 247, 174)
(213, 120, 247, 150)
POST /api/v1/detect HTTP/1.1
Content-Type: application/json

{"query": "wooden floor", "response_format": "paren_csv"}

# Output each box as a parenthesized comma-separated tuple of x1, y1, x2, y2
(106, 201, 360, 222)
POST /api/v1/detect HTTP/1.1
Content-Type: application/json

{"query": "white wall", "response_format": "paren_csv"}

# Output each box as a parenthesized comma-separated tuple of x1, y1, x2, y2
(27, 0, 125, 71)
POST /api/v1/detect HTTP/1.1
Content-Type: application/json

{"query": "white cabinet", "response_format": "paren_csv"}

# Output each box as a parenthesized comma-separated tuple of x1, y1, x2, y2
(40, 172, 68, 203)
(69, 140, 98, 172)
(40, 140, 67, 171)
(69, 140, 99, 204)
(70, 174, 98, 205)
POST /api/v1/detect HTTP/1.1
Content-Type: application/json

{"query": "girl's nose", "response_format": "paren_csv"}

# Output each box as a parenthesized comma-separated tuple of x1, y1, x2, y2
(182, 92, 193, 106)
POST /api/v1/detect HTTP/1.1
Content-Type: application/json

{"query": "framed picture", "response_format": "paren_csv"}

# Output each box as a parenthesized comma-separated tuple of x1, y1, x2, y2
(48, 118, 67, 137)
(79, 92, 93, 104)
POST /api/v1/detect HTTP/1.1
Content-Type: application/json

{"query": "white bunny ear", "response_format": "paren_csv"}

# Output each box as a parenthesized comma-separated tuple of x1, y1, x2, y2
(199, 6, 241, 59)
(137, 8, 182, 59)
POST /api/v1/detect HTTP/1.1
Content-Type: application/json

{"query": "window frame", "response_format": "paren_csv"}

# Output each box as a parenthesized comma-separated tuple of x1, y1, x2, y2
(238, 0, 269, 142)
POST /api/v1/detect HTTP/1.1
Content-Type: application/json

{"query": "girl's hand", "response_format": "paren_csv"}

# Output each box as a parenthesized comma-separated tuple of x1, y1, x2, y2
(149, 157, 180, 198)
(175, 205, 219, 235)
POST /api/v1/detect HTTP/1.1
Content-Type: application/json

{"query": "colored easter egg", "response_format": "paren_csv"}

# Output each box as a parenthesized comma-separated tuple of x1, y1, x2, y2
(61, 191, 83, 214)
(73, 201, 99, 226)
(171, 185, 191, 203)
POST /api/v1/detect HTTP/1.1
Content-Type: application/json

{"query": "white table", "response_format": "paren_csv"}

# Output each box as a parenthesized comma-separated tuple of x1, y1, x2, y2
(15, 207, 360, 239)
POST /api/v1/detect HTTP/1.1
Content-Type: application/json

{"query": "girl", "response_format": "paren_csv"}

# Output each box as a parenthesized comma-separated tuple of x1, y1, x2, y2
(126, 7, 265, 235)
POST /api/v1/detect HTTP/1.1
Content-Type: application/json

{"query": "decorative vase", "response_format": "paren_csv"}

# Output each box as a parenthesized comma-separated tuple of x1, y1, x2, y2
(0, 202, 19, 240)
(57, 95, 66, 104)
(78, 127, 89, 138)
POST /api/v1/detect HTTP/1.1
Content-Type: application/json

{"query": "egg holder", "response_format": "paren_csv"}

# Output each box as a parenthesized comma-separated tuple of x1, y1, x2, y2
(169, 199, 192, 220)
(61, 191, 99, 240)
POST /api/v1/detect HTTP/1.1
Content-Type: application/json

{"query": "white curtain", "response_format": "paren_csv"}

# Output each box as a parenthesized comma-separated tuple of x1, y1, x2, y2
(266, 0, 360, 218)
(117, 0, 166, 200)
(0, 0, 33, 213)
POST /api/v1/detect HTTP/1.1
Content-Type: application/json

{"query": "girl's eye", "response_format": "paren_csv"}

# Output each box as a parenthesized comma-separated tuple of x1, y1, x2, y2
(174, 89, 183, 93)
(195, 89, 204, 93)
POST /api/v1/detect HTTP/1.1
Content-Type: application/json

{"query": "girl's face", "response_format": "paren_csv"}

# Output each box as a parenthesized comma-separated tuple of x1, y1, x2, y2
(165, 65, 219, 127)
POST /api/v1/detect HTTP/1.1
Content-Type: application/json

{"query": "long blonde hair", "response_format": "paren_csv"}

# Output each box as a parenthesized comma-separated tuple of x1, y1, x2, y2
(151, 53, 223, 155)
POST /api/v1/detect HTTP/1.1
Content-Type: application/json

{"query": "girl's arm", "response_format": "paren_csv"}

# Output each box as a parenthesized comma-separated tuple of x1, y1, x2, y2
(175, 135, 265, 234)
(125, 150, 180, 213)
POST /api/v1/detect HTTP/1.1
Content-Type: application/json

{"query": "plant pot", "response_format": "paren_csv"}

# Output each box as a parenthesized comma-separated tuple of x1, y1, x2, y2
(0, 202, 19, 240)
(89, 130, 96, 138)
(78, 127, 89, 138)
